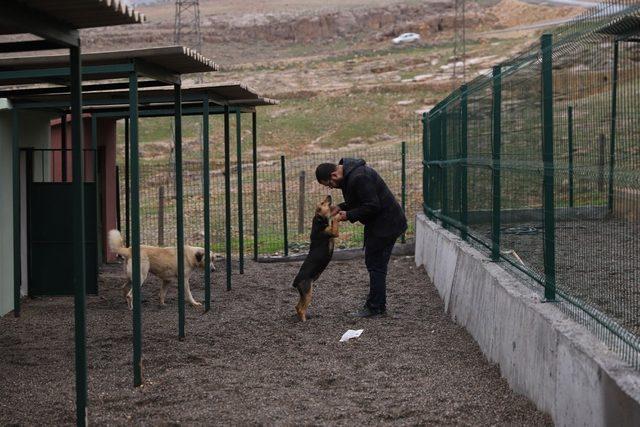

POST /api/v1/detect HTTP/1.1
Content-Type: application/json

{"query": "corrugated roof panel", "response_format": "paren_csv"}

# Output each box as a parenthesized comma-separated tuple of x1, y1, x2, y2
(0, 0, 145, 35)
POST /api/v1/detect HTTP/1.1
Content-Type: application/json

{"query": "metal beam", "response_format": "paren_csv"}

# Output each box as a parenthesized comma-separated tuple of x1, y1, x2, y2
(136, 60, 181, 85)
(0, 80, 169, 98)
(0, 64, 134, 83)
(0, 3, 80, 47)
(70, 44, 87, 427)
(0, 40, 62, 53)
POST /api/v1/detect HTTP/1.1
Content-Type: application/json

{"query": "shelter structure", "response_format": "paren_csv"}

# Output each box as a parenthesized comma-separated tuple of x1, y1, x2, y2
(0, 41, 222, 425)
(0, 1, 145, 425)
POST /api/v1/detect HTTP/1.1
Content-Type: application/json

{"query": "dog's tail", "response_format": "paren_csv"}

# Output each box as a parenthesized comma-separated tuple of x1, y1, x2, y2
(108, 229, 131, 258)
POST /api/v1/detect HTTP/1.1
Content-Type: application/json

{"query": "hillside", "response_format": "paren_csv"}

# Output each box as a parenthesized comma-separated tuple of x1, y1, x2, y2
(79, 0, 585, 160)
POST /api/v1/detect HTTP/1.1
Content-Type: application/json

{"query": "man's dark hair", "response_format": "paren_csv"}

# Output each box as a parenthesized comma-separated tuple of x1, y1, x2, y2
(315, 163, 337, 183)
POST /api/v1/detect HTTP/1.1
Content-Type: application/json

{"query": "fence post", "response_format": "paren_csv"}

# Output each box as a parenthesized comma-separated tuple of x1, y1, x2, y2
(158, 186, 165, 246)
(223, 106, 232, 291)
(422, 112, 430, 219)
(598, 133, 605, 192)
(298, 170, 305, 234)
(431, 111, 441, 216)
(236, 110, 244, 274)
(541, 33, 556, 302)
(491, 65, 502, 261)
(440, 110, 448, 229)
(568, 105, 574, 208)
(608, 40, 618, 213)
(281, 155, 289, 256)
(401, 140, 406, 243)
(252, 112, 258, 260)
(460, 84, 469, 241)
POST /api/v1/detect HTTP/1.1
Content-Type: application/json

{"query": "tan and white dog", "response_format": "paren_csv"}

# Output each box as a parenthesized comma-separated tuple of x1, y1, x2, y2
(108, 229, 215, 309)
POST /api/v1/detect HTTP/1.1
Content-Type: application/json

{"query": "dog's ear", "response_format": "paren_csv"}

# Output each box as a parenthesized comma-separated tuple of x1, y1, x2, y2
(195, 251, 204, 263)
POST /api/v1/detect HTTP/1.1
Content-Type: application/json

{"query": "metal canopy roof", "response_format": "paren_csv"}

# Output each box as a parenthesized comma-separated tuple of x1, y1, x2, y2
(0, 46, 217, 74)
(0, 0, 145, 36)
(4, 82, 278, 108)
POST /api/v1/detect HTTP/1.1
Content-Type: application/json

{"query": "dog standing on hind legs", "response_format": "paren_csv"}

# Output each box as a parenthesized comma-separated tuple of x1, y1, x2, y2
(292, 195, 339, 321)
(108, 229, 215, 309)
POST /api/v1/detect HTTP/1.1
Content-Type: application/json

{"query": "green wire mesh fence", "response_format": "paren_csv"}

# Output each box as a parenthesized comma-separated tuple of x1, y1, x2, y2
(117, 113, 422, 260)
(424, 1, 640, 369)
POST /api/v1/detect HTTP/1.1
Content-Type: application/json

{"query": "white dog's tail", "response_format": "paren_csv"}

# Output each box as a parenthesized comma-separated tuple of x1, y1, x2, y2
(108, 229, 130, 258)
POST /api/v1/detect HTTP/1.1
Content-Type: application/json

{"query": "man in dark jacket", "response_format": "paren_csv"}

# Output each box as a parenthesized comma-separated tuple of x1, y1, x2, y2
(315, 158, 407, 317)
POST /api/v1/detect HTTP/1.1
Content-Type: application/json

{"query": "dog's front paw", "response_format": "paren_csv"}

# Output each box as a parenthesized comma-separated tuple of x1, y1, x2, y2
(189, 300, 202, 308)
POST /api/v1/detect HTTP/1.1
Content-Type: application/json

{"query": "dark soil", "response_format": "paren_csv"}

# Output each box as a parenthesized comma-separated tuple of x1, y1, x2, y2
(0, 256, 551, 425)
(477, 218, 640, 336)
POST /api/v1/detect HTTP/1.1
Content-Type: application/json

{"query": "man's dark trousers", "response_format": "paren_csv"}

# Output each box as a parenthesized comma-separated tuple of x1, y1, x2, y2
(364, 234, 398, 312)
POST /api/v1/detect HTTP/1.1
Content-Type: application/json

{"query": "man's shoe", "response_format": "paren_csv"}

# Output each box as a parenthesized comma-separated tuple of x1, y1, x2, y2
(351, 306, 386, 318)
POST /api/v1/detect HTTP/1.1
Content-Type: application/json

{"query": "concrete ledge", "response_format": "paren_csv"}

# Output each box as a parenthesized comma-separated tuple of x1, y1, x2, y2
(414, 213, 640, 426)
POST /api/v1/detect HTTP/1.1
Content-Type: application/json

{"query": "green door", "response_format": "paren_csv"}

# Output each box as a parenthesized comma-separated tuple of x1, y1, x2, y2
(28, 182, 98, 295)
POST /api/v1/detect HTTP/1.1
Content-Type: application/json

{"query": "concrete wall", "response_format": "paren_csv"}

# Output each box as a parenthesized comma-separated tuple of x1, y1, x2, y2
(414, 213, 640, 426)
(0, 109, 53, 317)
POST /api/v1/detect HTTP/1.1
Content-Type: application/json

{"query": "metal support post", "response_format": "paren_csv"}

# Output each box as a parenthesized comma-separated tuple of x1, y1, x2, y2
(252, 112, 258, 260)
(281, 155, 289, 256)
(541, 34, 556, 301)
(401, 141, 406, 243)
(460, 84, 469, 241)
(568, 106, 574, 208)
(12, 110, 20, 317)
(70, 45, 88, 427)
(422, 112, 429, 218)
(129, 71, 143, 387)
(91, 115, 100, 263)
(298, 171, 306, 234)
(174, 84, 186, 339)
(441, 111, 448, 229)
(202, 97, 211, 312)
(491, 65, 501, 261)
(224, 106, 232, 291)
(236, 111, 244, 274)
(124, 117, 130, 247)
(608, 40, 618, 213)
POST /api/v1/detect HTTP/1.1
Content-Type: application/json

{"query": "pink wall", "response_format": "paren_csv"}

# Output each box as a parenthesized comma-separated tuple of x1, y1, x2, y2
(50, 115, 119, 262)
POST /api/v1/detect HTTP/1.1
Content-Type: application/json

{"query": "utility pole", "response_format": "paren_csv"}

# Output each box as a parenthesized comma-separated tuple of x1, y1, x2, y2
(453, 0, 467, 84)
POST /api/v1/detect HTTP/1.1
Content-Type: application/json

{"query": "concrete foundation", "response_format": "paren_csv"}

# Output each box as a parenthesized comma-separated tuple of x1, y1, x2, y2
(414, 212, 640, 426)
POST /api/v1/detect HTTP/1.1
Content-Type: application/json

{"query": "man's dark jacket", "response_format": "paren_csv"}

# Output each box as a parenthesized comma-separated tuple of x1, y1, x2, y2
(337, 158, 407, 239)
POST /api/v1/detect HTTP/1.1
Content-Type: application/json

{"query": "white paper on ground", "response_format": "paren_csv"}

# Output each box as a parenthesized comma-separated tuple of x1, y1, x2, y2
(340, 329, 364, 342)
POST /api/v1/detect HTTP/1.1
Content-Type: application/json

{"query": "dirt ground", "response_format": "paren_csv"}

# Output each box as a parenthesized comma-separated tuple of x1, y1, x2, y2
(1, 256, 551, 425)
(476, 218, 640, 336)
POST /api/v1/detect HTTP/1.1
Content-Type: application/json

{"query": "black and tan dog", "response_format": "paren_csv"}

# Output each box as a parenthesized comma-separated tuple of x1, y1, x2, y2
(292, 195, 339, 321)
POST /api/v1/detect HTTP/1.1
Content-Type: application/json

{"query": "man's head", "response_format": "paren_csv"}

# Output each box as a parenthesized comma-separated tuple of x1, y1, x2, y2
(316, 163, 343, 188)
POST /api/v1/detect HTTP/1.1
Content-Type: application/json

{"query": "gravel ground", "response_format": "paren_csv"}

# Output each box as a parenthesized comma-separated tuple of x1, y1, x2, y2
(0, 256, 551, 425)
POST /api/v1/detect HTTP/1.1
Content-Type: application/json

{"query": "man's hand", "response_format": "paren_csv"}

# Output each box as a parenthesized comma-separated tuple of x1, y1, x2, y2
(336, 211, 348, 222)
(330, 205, 340, 216)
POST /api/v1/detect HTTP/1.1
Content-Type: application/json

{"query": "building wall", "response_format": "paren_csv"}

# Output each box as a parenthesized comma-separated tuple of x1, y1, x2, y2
(0, 109, 53, 317)
(50, 116, 118, 262)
